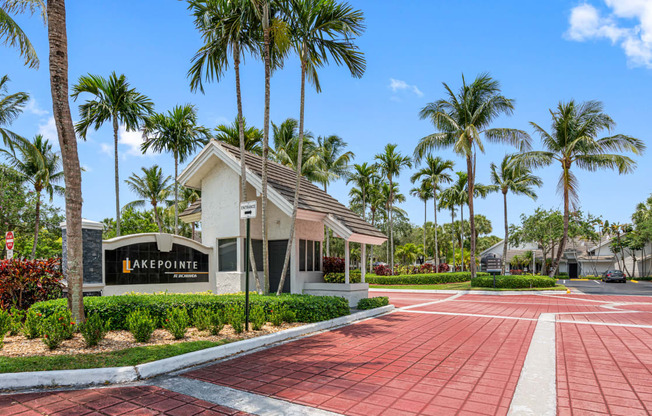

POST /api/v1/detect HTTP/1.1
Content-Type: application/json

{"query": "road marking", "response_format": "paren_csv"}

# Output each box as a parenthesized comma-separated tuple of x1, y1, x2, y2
(508, 313, 556, 416)
(632, 279, 639, 283)
(556, 320, 652, 329)
(397, 309, 538, 321)
(397, 292, 463, 310)
(593, 280, 601, 285)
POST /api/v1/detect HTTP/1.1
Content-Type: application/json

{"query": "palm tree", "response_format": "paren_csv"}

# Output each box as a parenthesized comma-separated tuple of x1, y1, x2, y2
(0, 75, 29, 149)
(71, 72, 154, 237)
(410, 156, 453, 266)
(346, 162, 376, 264)
(0, 1, 45, 68)
(379, 180, 406, 265)
(276, 0, 365, 294)
(517, 100, 645, 277)
(375, 144, 411, 271)
(124, 165, 172, 233)
(415, 73, 530, 278)
(272, 118, 322, 181)
(141, 104, 211, 235)
(410, 182, 433, 256)
(438, 192, 457, 269)
(47, 0, 85, 322)
(214, 117, 263, 155)
(490, 154, 542, 274)
(1, 134, 63, 258)
(316, 134, 353, 256)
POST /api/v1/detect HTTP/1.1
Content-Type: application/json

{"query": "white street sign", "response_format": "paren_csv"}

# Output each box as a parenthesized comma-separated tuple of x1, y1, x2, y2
(240, 200, 257, 219)
(6, 249, 13, 260)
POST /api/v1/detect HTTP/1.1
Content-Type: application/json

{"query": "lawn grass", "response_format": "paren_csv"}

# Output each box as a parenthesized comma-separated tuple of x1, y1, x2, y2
(369, 281, 568, 291)
(0, 339, 233, 373)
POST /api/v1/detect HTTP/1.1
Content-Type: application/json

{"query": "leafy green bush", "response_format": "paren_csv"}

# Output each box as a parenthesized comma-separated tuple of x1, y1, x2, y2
(228, 309, 244, 334)
(0, 258, 64, 310)
(41, 315, 65, 350)
(249, 305, 266, 330)
(357, 297, 389, 310)
(126, 310, 156, 343)
(79, 313, 110, 347)
(192, 307, 212, 331)
(367, 272, 488, 285)
(30, 293, 349, 330)
(270, 306, 284, 326)
(281, 308, 296, 324)
(54, 309, 76, 340)
(324, 271, 361, 283)
(208, 310, 225, 335)
(163, 308, 190, 340)
(0, 309, 11, 347)
(9, 307, 25, 336)
(636, 276, 652, 281)
(22, 309, 42, 339)
(471, 275, 556, 289)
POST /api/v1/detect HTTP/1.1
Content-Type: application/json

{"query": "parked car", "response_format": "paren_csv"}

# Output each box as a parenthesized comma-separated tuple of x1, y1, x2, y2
(602, 270, 626, 283)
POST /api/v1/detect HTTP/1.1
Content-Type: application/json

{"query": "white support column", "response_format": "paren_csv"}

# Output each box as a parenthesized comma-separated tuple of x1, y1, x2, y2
(361, 243, 366, 283)
(345, 240, 350, 284)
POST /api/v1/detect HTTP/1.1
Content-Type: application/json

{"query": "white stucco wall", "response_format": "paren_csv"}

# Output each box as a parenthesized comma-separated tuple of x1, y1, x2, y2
(201, 162, 241, 245)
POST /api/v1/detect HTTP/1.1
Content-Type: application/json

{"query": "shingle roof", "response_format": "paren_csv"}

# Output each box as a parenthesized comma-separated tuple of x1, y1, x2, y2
(180, 141, 386, 241)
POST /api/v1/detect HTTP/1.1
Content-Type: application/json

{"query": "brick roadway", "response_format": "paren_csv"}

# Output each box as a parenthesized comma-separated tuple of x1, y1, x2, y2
(1, 386, 250, 416)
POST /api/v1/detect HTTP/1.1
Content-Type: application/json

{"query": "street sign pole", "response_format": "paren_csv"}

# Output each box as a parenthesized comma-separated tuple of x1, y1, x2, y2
(5, 231, 14, 260)
(245, 217, 250, 332)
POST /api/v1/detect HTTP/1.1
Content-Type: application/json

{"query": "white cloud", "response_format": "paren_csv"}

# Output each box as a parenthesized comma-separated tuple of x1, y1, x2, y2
(25, 97, 49, 116)
(567, 1, 652, 68)
(99, 143, 112, 156)
(37, 116, 58, 142)
(388, 78, 424, 97)
(118, 125, 154, 157)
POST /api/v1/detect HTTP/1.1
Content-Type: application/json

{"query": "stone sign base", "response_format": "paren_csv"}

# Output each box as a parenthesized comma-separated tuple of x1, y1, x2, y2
(302, 282, 369, 308)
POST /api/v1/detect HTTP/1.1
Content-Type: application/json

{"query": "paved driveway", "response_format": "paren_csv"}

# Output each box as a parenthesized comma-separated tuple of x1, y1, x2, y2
(560, 279, 652, 296)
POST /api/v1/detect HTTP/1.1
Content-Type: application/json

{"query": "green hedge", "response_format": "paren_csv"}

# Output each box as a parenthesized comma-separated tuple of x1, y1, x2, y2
(471, 275, 556, 289)
(357, 297, 389, 310)
(30, 293, 349, 330)
(635, 276, 652, 281)
(366, 272, 488, 285)
(324, 271, 361, 283)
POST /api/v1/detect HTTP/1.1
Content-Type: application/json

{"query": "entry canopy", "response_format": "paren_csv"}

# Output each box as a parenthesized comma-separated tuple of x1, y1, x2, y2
(178, 140, 387, 245)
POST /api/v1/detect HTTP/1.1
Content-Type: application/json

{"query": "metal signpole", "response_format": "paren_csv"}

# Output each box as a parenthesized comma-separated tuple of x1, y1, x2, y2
(240, 201, 257, 332)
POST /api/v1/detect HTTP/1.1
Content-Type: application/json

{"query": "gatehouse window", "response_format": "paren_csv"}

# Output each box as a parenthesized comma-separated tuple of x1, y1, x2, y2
(218, 238, 237, 272)
(298, 239, 321, 272)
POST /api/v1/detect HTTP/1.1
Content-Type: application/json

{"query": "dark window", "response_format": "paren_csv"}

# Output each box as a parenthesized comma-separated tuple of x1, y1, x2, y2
(299, 239, 306, 271)
(218, 238, 238, 272)
(307, 241, 314, 271)
(315, 241, 321, 271)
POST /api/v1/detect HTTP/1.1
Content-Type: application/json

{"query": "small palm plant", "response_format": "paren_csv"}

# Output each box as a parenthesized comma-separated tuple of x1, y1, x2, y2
(124, 165, 172, 233)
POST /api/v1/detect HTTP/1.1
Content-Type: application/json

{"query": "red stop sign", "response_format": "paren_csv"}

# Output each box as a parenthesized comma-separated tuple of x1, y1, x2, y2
(5, 231, 14, 250)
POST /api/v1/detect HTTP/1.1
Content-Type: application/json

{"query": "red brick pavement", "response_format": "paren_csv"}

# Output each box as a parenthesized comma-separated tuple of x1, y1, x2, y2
(0, 386, 250, 416)
(369, 291, 455, 308)
(185, 311, 536, 416)
(559, 311, 652, 326)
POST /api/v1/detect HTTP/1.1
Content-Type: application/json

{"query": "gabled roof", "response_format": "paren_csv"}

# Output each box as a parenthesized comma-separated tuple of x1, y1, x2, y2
(178, 140, 386, 244)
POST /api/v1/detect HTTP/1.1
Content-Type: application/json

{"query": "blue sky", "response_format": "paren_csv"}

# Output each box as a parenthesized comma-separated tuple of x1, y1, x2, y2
(2, 0, 651, 236)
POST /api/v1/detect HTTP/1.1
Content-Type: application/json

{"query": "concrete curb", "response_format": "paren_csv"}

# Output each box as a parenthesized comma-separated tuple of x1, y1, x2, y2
(369, 288, 567, 295)
(0, 305, 394, 391)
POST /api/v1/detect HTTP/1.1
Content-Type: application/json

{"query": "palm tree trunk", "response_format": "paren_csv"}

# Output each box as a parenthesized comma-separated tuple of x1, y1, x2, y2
(113, 115, 121, 236)
(502, 190, 508, 275)
(261, 4, 271, 294)
(277, 48, 307, 295)
(325, 183, 330, 257)
(47, 0, 85, 323)
(460, 203, 464, 272)
(174, 153, 179, 235)
(451, 208, 455, 270)
(550, 173, 570, 278)
(433, 180, 439, 268)
(423, 198, 427, 257)
(389, 179, 394, 273)
(153, 203, 162, 233)
(369, 210, 375, 272)
(467, 155, 477, 278)
(31, 190, 41, 259)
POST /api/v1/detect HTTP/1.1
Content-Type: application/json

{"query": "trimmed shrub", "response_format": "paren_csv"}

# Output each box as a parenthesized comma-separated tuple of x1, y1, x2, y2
(0, 258, 64, 310)
(249, 305, 266, 330)
(22, 309, 43, 339)
(281, 308, 296, 324)
(471, 275, 556, 289)
(228, 309, 244, 334)
(41, 315, 65, 350)
(9, 307, 25, 336)
(636, 276, 652, 281)
(126, 310, 156, 343)
(0, 309, 11, 347)
(324, 271, 361, 283)
(208, 310, 225, 335)
(163, 308, 190, 340)
(54, 309, 76, 340)
(270, 306, 284, 326)
(79, 313, 110, 347)
(373, 264, 394, 276)
(192, 307, 212, 331)
(322, 257, 345, 274)
(30, 293, 349, 330)
(367, 272, 488, 285)
(357, 297, 389, 310)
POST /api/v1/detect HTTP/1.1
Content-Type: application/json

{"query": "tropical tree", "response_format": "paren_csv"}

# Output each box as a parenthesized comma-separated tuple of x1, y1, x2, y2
(409, 181, 433, 255)
(0, 75, 29, 149)
(517, 100, 645, 277)
(346, 162, 376, 264)
(71, 72, 154, 237)
(490, 154, 542, 274)
(141, 104, 210, 235)
(410, 155, 453, 265)
(1, 134, 63, 258)
(124, 165, 172, 233)
(271, 118, 322, 180)
(0, 0, 44, 68)
(214, 117, 263, 155)
(415, 73, 530, 278)
(276, 0, 365, 294)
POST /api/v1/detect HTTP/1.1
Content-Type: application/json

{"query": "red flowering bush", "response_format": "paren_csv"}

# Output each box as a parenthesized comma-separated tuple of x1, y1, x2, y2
(323, 257, 345, 274)
(0, 258, 64, 310)
(373, 264, 395, 276)
(437, 263, 450, 273)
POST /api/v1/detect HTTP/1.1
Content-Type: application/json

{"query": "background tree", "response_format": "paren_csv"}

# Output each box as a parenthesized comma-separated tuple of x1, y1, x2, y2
(490, 154, 542, 273)
(272, 118, 322, 181)
(72, 72, 154, 237)
(124, 165, 172, 233)
(0, 0, 45, 68)
(0, 75, 29, 148)
(141, 104, 210, 235)
(415, 73, 530, 278)
(214, 117, 263, 155)
(409, 181, 433, 255)
(517, 100, 645, 277)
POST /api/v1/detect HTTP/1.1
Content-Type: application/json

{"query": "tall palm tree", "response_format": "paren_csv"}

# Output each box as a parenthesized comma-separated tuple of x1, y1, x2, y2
(71, 72, 154, 237)
(346, 162, 376, 265)
(141, 104, 211, 235)
(379, 180, 406, 265)
(410, 155, 453, 266)
(276, 0, 365, 294)
(0, 0, 45, 68)
(1, 134, 63, 258)
(214, 117, 263, 155)
(490, 154, 542, 274)
(410, 182, 433, 256)
(415, 73, 530, 278)
(316, 134, 353, 255)
(272, 118, 322, 181)
(0, 75, 29, 149)
(517, 100, 645, 277)
(47, 0, 85, 322)
(438, 191, 457, 269)
(375, 144, 411, 271)
(124, 165, 172, 233)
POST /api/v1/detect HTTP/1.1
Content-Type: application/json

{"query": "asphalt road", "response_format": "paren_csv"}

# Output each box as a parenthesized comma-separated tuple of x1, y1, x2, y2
(559, 279, 652, 296)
